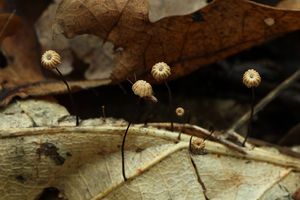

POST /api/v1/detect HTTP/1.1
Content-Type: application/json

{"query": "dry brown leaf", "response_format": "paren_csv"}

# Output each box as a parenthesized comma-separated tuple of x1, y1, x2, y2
(4, 0, 300, 107)
(54, 0, 300, 83)
(36, 0, 116, 78)
(0, 79, 110, 107)
(0, 13, 21, 40)
(1, 99, 300, 200)
(0, 13, 43, 88)
(0, 5, 110, 107)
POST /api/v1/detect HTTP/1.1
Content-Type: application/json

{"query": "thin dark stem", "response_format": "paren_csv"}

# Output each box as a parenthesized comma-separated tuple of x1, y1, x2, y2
(121, 121, 131, 181)
(126, 78, 133, 85)
(143, 105, 149, 127)
(118, 83, 128, 95)
(121, 98, 142, 181)
(164, 81, 174, 131)
(178, 109, 191, 140)
(101, 105, 106, 122)
(203, 128, 214, 142)
(243, 87, 255, 146)
(186, 109, 191, 125)
(189, 136, 193, 153)
(229, 70, 300, 131)
(55, 68, 79, 126)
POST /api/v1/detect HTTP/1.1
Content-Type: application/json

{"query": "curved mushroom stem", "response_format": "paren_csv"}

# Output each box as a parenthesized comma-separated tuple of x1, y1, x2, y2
(203, 126, 215, 142)
(178, 109, 191, 140)
(164, 81, 174, 131)
(55, 68, 79, 126)
(121, 99, 143, 181)
(189, 136, 193, 153)
(101, 105, 106, 122)
(242, 87, 255, 146)
(121, 121, 131, 181)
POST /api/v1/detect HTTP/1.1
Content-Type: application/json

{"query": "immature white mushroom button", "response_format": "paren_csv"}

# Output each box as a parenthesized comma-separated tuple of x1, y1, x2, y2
(175, 107, 185, 117)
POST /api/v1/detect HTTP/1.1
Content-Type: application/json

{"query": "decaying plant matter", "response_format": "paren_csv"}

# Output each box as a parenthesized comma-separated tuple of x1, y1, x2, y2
(3, 0, 300, 106)
(1, 1, 300, 200)
(1, 100, 300, 200)
(54, 0, 300, 83)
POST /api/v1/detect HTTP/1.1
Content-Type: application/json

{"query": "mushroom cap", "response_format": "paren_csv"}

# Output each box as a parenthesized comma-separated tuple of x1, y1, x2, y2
(191, 138, 205, 151)
(175, 107, 185, 117)
(132, 80, 153, 98)
(242, 69, 261, 88)
(151, 62, 171, 81)
(41, 50, 61, 70)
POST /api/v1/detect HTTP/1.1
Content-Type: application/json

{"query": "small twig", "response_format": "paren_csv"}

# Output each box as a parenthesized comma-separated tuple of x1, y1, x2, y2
(126, 78, 133, 85)
(149, 122, 246, 154)
(229, 69, 300, 131)
(0, 10, 16, 39)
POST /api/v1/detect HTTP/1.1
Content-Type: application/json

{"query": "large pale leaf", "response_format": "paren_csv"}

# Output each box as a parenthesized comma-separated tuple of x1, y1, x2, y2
(0, 100, 300, 200)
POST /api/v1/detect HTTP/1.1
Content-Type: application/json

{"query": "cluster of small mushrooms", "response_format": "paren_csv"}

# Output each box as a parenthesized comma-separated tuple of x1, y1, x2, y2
(131, 61, 172, 102)
(41, 50, 261, 181)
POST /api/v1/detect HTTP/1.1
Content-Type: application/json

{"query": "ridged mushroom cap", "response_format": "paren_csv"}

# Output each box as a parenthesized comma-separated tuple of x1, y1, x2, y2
(132, 80, 158, 103)
(175, 107, 185, 117)
(151, 62, 171, 81)
(41, 50, 61, 70)
(243, 69, 261, 88)
(132, 80, 153, 98)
